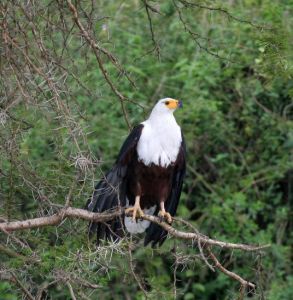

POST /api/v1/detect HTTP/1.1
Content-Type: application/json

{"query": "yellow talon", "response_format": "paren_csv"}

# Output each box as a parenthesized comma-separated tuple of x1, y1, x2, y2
(158, 210, 172, 224)
(125, 196, 144, 221)
(125, 206, 144, 221)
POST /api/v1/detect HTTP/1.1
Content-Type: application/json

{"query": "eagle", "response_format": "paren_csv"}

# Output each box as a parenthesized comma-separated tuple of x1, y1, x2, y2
(86, 98, 186, 247)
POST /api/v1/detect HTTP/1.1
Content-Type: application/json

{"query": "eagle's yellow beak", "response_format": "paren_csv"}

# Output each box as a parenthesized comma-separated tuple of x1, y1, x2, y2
(166, 99, 183, 109)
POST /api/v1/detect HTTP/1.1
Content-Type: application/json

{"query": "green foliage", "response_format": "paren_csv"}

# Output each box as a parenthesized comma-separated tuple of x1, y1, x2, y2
(0, 282, 18, 300)
(0, 0, 292, 299)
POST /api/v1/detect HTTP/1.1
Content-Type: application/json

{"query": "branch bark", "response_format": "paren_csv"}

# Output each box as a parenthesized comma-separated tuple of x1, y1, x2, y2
(0, 206, 270, 296)
(207, 248, 256, 290)
(0, 207, 121, 231)
(0, 206, 270, 252)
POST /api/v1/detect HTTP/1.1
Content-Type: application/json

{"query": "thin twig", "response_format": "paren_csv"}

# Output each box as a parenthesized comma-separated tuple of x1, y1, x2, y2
(10, 272, 35, 300)
(128, 241, 148, 298)
(207, 248, 256, 290)
(36, 280, 59, 300)
(66, 281, 77, 300)
(66, 0, 131, 129)
(142, 0, 160, 60)
(173, 217, 215, 271)
(178, 0, 271, 30)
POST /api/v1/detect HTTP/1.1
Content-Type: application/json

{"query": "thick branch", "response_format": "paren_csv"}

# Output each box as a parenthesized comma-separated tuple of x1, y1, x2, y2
(142, 215, 269, 251)
(0, 207, 270, 252)
(0, 207, 121, 231)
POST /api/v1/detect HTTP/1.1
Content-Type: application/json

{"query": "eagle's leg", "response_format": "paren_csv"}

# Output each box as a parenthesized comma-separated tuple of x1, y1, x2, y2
(158, 201, 172, 224)
(125, 195, 144, 221)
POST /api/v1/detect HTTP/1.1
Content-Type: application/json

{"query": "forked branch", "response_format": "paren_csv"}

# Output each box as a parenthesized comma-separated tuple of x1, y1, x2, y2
(0, 206, 269, 295)
(0, 206, 269, 252)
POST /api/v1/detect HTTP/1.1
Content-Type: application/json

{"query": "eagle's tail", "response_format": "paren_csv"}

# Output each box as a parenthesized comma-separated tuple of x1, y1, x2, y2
(124, 202, 156, 234)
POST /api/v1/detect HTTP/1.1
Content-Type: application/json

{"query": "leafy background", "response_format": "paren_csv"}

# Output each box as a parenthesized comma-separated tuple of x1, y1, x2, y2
(0, 0, 292, 299)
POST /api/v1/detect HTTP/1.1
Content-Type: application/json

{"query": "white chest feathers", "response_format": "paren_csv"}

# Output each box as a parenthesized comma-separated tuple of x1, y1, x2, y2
(137, 115, 182, 167)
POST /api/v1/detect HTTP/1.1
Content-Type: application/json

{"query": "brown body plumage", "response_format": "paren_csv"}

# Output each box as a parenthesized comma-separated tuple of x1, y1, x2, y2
(126, 150, 185, 210)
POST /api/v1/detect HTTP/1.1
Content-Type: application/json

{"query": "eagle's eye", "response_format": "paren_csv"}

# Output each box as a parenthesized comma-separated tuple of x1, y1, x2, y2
(165, 101, 170, 105)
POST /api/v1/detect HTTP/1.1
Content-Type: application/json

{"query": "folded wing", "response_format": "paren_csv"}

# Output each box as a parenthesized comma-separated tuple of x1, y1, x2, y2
(86, 125, 144, 243)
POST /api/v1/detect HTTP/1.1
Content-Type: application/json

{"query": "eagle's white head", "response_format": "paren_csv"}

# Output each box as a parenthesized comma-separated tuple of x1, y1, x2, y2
(137, 97, 183, 167)
(150, 98, 183, 116)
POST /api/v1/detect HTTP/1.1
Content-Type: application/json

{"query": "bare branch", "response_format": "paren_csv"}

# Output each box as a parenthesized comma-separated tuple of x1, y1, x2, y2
(9, 271, 34, 300)
(143, 215, 270, 251)
(66, 281, 77, 300)
(178, 0, 271, 30)
(0, 207, 270, 252)
(36, 280, 59, 300)
(0, 207, 121, 231)
(142, 0, 161, 60)
(207, 248, 256, 291)
(173, 0, 233, 62)
(128, 241, 149, 298)
(0, 244, 30, 262)
(66, 0, 131, 129)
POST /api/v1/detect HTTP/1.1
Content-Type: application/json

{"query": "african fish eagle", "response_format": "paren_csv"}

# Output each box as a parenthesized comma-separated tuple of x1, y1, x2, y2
(86, 98, 186, 247)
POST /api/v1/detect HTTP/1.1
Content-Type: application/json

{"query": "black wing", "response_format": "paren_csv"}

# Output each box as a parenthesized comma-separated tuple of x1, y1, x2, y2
(86, 124, 144, 243)
(144, 133, 186, 247)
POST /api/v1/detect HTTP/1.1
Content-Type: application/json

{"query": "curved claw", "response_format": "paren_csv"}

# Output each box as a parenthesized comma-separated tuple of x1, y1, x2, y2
(158, 210, 172, 224)
(125, 206, 144, 221)
(125, 196, 144, 221)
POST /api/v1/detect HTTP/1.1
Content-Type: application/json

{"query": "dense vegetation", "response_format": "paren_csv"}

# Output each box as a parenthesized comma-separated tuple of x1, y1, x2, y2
(0, 0, 292, 299)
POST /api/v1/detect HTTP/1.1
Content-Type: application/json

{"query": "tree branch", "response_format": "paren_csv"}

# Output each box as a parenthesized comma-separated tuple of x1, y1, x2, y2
(207, 248, 256, 291)
(0, 207, 121, 231)
(0, 206, 270, 296)
(66, 0, 132, 129)
(8, 271, 34, 300)
(142, 0, 161, 60)
(178, 0, 271, 30)
(0, 207, 269, 252)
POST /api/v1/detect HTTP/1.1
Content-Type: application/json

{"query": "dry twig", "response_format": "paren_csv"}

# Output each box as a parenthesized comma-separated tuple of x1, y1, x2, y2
(66, 0, 131, 129)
